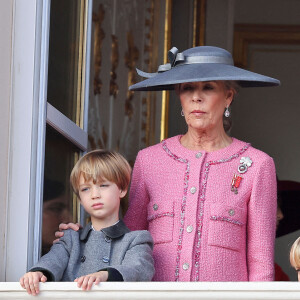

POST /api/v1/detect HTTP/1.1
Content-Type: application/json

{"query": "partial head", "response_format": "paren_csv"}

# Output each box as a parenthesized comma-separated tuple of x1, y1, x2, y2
(290, 237, 300, 280)
(70, 150, 132, 198)
(130, 46, 280, 91)
(276, 192, 284, 231)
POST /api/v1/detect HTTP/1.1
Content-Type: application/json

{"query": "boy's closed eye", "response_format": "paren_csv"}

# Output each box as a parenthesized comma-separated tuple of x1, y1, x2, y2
(99, 183, 109, 187)
(80, 187, 90, 192)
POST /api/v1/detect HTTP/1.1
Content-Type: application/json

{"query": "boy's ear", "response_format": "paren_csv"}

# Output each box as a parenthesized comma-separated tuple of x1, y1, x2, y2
(119, 189, 127, 199)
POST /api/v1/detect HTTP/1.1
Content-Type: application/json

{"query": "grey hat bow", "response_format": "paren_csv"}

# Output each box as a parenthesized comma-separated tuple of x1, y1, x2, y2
(130, 46, 280, 91)
(137, 47, 183, 78)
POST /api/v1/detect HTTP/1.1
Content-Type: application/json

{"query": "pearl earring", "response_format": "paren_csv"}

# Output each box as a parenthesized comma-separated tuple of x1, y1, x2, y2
(181, 110, 184, 117)
(224, 105, 230, 118)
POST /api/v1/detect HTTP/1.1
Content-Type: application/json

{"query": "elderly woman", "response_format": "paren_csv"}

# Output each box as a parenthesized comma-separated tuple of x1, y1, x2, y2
(123, 46, 279, 282)
(56, 46, 279, 282)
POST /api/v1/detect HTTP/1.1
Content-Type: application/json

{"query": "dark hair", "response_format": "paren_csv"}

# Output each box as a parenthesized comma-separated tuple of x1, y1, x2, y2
(43, 178, 65, 202)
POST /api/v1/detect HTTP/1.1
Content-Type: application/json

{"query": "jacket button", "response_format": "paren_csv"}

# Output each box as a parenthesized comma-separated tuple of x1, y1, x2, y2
(102, 256, 110, 263)
(190, 187, 197, 194)
(182, 263, 189, 270)
(105, 236, 112, 243)
(80, 256, 86, 263)
(228, 209, 235, 216)
(153, 204, 158, 211)
(187, 225, 193, 233)
(195, 152, 202, 158)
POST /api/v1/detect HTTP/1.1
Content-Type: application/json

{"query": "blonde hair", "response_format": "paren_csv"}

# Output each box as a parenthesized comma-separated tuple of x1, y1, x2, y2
(70, 150, 131, 197)
(290, 237, 300, 269)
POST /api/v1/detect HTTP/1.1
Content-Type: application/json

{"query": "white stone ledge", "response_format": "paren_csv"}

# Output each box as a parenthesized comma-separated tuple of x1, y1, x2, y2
(1, 282, 300, 299)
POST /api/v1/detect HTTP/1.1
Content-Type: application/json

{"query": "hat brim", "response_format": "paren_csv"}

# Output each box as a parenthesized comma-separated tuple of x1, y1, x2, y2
(129, 63, 280, 91)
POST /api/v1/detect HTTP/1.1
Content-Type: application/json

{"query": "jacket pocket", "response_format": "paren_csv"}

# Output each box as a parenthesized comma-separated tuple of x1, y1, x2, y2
(147, 202, 174, 244)
(208, 202, 246, 251)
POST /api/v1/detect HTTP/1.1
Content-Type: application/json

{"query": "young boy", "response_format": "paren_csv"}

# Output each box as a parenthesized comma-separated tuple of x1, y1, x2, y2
(20, 150, 154, 295)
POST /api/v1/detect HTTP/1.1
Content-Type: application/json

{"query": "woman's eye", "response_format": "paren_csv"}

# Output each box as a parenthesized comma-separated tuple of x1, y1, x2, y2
(182, 85, 193, 91)
(203, 84, 213, 90)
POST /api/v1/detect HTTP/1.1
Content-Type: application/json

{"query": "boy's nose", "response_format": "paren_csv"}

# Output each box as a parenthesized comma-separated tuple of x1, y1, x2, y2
(91, 187, 100, 199)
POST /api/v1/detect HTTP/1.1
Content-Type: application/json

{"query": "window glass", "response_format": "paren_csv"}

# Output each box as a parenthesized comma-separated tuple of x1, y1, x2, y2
(42, 125, 80, 255)
(47, 0, 83, 124)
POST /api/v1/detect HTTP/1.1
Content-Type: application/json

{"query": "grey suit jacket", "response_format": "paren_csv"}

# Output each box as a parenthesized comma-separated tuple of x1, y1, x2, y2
(30, 220, 154, 281)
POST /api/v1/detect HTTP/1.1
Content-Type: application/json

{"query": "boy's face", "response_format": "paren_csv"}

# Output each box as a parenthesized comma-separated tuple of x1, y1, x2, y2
(78, 174, 126, 228)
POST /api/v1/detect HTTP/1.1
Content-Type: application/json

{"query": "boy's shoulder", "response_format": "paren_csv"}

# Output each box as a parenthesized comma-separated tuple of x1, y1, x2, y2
(101, 220, 153, 245)
(59, 227, 81, 244)
(122, 229, 154, 247)
(124, 229, 152, 239)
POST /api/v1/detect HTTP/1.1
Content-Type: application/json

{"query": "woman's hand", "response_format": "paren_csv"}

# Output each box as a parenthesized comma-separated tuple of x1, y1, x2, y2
(74, 271, 109, 290)
(53, 222, 81, 243)
(19, 271, 47, 296)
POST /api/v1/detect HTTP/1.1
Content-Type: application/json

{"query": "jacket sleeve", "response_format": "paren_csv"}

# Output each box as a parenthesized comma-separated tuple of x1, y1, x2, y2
(29, 230, 72, 281)
(104, 231, 155, 281)
(124, 151, 150, 230)
(247, 156, 277, 281)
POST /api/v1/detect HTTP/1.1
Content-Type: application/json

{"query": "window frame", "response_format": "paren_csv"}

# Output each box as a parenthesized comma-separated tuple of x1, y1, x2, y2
(4, 0, 92, 280)
(31, 0, 92, 265)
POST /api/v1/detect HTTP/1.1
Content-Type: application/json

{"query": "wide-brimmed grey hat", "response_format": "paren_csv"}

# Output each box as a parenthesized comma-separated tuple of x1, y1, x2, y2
(129, 46, 280, 91)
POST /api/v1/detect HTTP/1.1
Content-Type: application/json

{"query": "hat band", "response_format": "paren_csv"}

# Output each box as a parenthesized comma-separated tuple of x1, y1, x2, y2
(175, 55, 233, 67)
(137, 47, 234, 79)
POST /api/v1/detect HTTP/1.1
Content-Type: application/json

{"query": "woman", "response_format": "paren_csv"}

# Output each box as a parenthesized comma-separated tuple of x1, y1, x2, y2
(123, 46, 279, 281)
(57, 46, 279, 282)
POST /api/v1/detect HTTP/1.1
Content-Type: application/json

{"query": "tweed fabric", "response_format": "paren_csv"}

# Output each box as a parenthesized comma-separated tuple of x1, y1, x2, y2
(30, 221, 154, 282)
(124, 136, 277, 281)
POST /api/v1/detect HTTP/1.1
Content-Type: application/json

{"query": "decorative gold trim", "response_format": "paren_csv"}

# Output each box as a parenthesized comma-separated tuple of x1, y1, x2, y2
(234, 24, 300, 68)
(74, 1, 89, 221)
(72, 152, 80, 223)
(93, 4, 105, 95)
(75, 1, 83, 128)
(77, 0, 89, 129)
(160, 0, 172, 141)
(193, 0, 206, 47)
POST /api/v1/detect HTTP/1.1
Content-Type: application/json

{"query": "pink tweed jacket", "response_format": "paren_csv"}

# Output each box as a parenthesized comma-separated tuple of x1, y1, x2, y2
(124, 136, 277, 282)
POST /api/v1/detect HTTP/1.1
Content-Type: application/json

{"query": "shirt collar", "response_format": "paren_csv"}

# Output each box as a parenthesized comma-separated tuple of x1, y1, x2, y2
(80, 219, 130, 241)
(91, 220, 120, 231)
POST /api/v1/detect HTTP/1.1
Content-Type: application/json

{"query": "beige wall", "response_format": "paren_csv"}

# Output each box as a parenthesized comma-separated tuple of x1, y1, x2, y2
(233, 0, 300, 282)
(0, 0, 13, 282)
(205, 0, 300, 281)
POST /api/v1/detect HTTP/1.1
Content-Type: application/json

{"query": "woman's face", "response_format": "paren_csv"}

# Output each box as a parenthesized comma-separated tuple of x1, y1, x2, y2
(178, 81, 233, 132)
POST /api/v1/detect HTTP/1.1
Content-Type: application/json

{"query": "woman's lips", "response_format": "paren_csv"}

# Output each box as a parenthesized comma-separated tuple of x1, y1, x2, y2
(191, 110, 205, 116)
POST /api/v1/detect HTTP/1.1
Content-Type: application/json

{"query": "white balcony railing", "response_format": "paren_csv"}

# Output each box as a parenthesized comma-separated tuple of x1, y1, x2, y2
(1, 282, 300, 300)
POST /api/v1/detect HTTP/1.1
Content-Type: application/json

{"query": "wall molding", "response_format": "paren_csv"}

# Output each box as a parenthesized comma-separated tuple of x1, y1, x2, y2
(233, 24, 300, 68)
